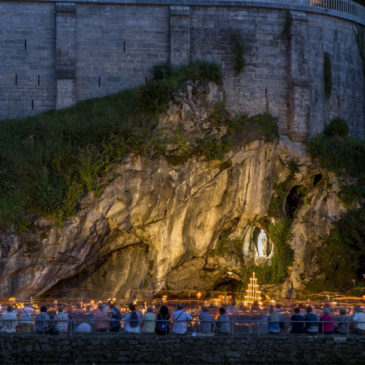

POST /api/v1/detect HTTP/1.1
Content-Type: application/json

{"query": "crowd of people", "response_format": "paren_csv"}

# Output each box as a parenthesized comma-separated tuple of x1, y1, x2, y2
(0, 300, 364, 336)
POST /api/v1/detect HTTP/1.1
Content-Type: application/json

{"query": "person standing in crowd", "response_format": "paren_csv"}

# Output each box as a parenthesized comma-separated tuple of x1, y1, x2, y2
(46, 310, 58, 335)
(108, 300, 122, 332)
(83, 305, 95, 330)
(0, 306, 17, 333)
(304, 306, 319, 334)
(19, 304, 34, 332)
(198, 307, 214, 336)
(319, 307, 334, 334)
(215, 307, 230, 335)
(55, 305, 69, 334)
(142, 307, 156, 334)
(290, 307, 304, 333)
(335, 309, 349, 335)
(35, 306, 49, 334)
(352, 306, 365, 335)
(95, 303, 109, 332)
(71, 303, 84, 332)
(124, 303, 142, 334)
(275, 304, 289, 333)
(268, 306, 281, 334)
(172, 304, 192, 335)
(156, 305, 170, 335)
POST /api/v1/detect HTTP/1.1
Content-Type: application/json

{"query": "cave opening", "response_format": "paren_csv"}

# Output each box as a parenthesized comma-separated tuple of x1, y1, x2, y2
(313, 173, 322, 187)
(285, 185, 304, 219)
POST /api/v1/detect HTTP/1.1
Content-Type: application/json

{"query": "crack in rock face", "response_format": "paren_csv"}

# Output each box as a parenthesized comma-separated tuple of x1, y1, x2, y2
(0, 82, 345, 300)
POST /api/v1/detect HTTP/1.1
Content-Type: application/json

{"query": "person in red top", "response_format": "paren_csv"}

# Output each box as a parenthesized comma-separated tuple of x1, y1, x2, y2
(319, 307, 334, 334)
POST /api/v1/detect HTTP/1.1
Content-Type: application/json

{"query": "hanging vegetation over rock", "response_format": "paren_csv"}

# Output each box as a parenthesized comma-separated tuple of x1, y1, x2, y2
(307, 118, 365, 290)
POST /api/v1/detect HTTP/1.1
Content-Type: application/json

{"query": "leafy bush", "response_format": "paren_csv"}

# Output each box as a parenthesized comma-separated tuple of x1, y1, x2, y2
(225, 113, 279, 145)
(323, 52, 332, 99)
(307, 129, 365, 185)
(307, 121, 365, 290)
(311, 208, 365, 289)
(323, 118, 349, 137)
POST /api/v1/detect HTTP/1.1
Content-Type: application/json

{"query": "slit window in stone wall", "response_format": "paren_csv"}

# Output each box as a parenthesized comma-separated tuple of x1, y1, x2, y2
(123, 41, 126, 53)
(38, 75, 40, 86)
(98, 76, 101, 87)
(24, 39, 27, 50)
(15, 74, 17, 85)
(31, 99, 34, 110)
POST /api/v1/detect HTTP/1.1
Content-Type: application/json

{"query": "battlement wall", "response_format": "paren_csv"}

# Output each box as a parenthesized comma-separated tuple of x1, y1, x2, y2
(0, 0, 364, 138)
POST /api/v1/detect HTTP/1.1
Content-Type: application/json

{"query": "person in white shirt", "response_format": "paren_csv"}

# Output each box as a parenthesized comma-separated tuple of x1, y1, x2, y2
(142, 307, 156, 334)
(1, 306, 18, 333)
(172, 304, 192, 335)
(352, 306, 365, 334)
(19, 305, 34, 332)
(55, 305, 69, 334)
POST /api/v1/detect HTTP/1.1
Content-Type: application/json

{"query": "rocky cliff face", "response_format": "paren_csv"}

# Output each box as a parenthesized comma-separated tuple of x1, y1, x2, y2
(0, 82, 345, 300)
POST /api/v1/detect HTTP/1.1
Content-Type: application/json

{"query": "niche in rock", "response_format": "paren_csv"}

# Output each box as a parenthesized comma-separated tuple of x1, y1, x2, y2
(285, 185, 304, 219)
(251, 227, 272, 258)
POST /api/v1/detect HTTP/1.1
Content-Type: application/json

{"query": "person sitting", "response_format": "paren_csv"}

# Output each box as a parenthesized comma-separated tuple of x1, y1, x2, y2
(319, 307, 334, 334)
(124, 303, 142, 334)
(352, 306, 365, 335)
(198, 307, 214, 336)
(335, 309, 349, 335)
(172, 304, 192, 335)
(215, 307, 230, 335)
(304, 306, 319, 334)
(46, 310, 58, 335)
(94, 303, 109, 332)
(35, 306, 49, 334)
(55, 305, 69, 334)
(156, 305, 170, 335)
(1, 306, 18, 333)
(142, 307, 156, 334)
(268, 306, 281, 334)
(19, 304, 34, 333)
(108, 300, 122, 332)
(290, 307, 304, 333)
(71, 303, 84, 332)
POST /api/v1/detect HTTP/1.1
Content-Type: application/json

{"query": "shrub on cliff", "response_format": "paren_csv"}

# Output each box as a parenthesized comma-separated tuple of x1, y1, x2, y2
(307, 119, 365, 290)
(311, 208, 365, 289)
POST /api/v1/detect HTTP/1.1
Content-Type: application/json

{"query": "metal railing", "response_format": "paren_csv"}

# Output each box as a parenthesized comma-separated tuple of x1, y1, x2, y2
(0, 318, 364, 337)
(10, 0, 365, 25)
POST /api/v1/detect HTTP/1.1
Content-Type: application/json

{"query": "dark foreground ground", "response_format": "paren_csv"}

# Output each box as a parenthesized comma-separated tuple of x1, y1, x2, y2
(0, 333, 364, 365)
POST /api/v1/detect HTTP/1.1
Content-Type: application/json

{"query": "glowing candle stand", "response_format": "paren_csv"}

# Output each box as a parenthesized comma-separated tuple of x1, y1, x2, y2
(243, 272, 263, 308)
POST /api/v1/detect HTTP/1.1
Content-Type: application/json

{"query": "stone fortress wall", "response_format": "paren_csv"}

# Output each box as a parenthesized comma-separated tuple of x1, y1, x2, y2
(0, 0, 364, 139)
